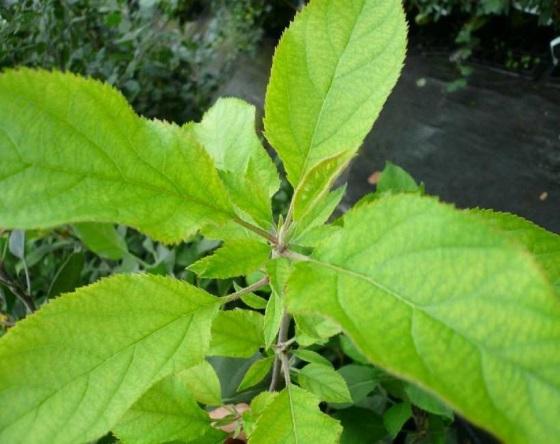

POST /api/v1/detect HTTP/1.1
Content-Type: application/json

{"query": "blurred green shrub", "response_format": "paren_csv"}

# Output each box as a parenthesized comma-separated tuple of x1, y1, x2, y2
(0, 0, 268, 122)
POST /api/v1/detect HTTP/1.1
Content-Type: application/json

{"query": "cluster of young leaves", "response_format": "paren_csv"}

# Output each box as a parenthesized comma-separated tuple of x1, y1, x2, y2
(1, 0, 560, 443)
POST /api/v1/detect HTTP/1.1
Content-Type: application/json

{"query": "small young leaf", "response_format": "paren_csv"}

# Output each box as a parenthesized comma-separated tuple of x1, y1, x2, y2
(209, 309, 264, 358)
(289, 152, 352, 241)
(112, 372, 213, 444)
(190, 97, 280, 228)
(181, 360, 222, 406)
(250, 385, 342, 444)
(291, 186, 346, 244)
(293, 349, 332, 367)
(73, 222, 128, 260)
(337, 364, 380, 405)
(0, 274, 219, 444)
(239, 292, 268, 310)
(286, 194, 560, 443)
(238, 356, 274, 392)
(376, 161, 422, 194)
(263, 291, 283, 350)
(243, 391, 279, 438)
(0, 70, 237, 243)
(383, 402, 412, 438)
(405, 383, 453, 419)
(294, 313, 341, 346)
(8, 230, 25, 259)
(298, 363, 353, 403)
(189, 239, 271, 279)
(264, 0, 407, 187)
(47, 251, 85, 298)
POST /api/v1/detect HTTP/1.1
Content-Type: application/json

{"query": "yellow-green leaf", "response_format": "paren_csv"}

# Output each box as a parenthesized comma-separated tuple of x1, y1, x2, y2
(264, 0, 407, 187)
(0, 69, 235, 243)
(286, 194, 560, 443)
(0, 274, 219, 444)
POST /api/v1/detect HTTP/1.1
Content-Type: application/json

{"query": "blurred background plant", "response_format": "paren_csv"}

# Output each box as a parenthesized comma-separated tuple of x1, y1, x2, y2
(405, 0, 560, 88)
(0, 0, 269, 122)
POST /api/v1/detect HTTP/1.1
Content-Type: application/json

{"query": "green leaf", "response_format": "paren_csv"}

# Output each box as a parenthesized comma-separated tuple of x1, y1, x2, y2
(0, 274, 219, 444)
(240, 291, 268, 310)
(73, 222, 128, 260)
(337, 364, 380, 405)
(264, 0, 407, 187)
(47, 251, 85, 297)
(209, 309, 264, 358)
(293, 348, 332, 367)
(383, 402, 411, 438)
(264, 258, 291, 349)
(377, 161, 422, 194)
(298, 363, 352, 403)
(181, 360, 222, 406)
(0, 69, 236, 243)
(238, 356, 274, 392)
(339, 335, 369, 364)
(8, 229, 25, 259)
(404, 383, 453, 419)
(286, 194, 560, 443)
(263, 291, 283, 350)
(190, 97, 280, 228)
(289, 152, 351, 241)
(243, 391, 279, 438)
(469, 209, 560, 289)
(288, 185, 346, 247)
(294, 313, 341, 346)
(189, 239, 271, 279)
(291, 153, 352, 222)
(333, 408, 387, 444)
(250, 385, 342, 444)
(112, 372, 213, 444)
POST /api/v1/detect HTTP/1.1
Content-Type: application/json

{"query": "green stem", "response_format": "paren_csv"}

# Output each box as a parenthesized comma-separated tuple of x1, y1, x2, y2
(269, 313, 292, 390)
(233, 217, 277, 245)
(221, 277, 269, 304)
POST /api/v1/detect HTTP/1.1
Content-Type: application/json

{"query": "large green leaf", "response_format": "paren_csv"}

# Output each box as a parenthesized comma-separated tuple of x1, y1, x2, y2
(264, 0, 407, 187)
(189, 97, 280, 229)
(286, 194, 560, 443)
(250, 385, 342, 444)
(112, 372, 213, 444)
(0, 69, 236, 243)
(0, 274, 219, 444)
(469, 209, 560, 290)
